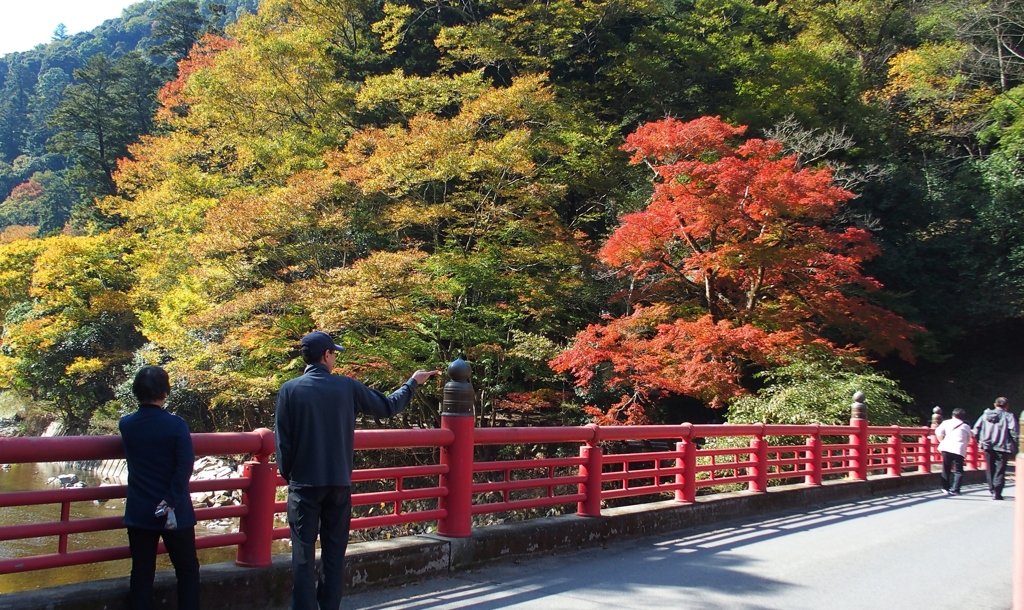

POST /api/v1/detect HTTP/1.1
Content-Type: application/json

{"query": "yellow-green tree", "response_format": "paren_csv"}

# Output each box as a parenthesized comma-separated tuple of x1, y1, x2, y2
(114, 65, 606, 428)
(0, 235, 142, 432)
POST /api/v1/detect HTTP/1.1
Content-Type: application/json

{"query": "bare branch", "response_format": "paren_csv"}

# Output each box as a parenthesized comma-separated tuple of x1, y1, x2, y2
(763, 115, 856, 168)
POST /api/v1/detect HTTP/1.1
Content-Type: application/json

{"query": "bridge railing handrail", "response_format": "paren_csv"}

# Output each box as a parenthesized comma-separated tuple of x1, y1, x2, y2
(0, 419, 986, 575)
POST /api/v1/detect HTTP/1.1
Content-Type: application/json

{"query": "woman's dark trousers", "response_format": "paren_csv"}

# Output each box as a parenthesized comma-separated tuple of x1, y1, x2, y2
(288, 485, 353, 610)
(127, 526, 201, 609)
(940, 450, 965, 493)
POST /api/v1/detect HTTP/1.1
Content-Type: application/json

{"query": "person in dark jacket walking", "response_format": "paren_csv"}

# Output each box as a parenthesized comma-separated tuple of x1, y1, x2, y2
(275, 331, 438, 610)
(119, 365, 200, 609)
(972, 397, 1019, 500)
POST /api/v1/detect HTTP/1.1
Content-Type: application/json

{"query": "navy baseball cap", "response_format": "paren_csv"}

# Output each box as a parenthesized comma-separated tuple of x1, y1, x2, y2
(300, 331, 344, 353)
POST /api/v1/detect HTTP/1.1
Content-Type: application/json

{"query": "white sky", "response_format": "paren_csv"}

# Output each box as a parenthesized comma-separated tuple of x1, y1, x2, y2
(0, 0, 143, 56)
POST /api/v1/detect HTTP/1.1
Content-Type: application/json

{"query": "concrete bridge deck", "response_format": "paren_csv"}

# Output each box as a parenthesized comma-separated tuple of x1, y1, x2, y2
(338, 482, 1013, 610)
(4, 471, 1009, 610)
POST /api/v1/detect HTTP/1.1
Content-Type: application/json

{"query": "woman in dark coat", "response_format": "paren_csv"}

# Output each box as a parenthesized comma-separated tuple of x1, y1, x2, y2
(119, 365, 200, 609)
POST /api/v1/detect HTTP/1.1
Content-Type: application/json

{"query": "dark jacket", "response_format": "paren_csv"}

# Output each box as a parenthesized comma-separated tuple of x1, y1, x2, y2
(119, 405, 197, 530)
(973, 408, 1020, 454)
(274, 363, 418, 487)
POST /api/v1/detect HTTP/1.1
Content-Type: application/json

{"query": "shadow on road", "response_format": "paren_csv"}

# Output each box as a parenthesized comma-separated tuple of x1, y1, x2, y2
(346, 482, 1005, 610)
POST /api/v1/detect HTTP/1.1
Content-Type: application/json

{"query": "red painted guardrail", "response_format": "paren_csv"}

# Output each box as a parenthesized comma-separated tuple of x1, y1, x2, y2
(1014, 415, 1024, 610)
(0, 410, 984, 575)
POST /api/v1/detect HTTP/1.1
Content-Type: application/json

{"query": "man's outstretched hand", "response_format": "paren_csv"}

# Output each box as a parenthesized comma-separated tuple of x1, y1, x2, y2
(412, 369, 442, 385)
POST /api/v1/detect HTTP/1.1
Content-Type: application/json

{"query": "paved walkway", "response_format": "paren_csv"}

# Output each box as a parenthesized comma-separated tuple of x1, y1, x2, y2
(338, 482, 1014, 610)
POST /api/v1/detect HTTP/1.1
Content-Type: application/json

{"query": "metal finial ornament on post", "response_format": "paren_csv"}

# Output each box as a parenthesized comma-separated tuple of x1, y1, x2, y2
(851, 391, 867, 420)
(442, 356, 475, 416)
(931, 406, 943, 428)
(850, 391, 869, 481)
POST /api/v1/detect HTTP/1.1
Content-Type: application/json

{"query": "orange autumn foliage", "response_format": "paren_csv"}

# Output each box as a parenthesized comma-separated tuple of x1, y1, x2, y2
(551, 116, 921, 423)
(7, 181, 44, 203)
(157, 34, 238, 121)
(492, 389, 572, 414)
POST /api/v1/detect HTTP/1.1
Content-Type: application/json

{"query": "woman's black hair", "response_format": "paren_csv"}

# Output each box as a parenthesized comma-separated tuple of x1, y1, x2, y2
(132, 365, 171, 404)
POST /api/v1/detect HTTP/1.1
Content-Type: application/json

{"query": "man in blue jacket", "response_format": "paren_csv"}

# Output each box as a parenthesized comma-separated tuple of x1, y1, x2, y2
(120, 365, 200, 609)
(275, 331, 438, 610)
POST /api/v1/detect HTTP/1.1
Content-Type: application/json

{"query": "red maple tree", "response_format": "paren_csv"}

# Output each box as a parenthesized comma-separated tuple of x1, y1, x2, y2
(550, 116, 920, 423)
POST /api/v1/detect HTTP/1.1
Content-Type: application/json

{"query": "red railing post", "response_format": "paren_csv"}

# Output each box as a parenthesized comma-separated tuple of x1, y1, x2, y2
(1012, 414, 1024, 610)
(236, 428, 276, 567)
(805, 428, 822, 486)
(919, 432, 932, 474)
(749, 426, 768, 493)
(887, 434, 902, 477)
(438, 358, 475, 538)
(850, 392, 869, 481)
(577, 425, 603, 517)
(58, 501, 70, 555)
(968, 438, 981, 471)
(675, 425, 697, 503)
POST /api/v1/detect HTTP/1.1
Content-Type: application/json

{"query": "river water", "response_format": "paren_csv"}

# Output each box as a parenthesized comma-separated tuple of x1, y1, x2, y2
(0, 462, 288, 594)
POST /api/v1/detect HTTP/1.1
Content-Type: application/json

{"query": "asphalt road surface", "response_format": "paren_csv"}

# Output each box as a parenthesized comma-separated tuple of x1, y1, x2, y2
(334, 482, 1014, 610)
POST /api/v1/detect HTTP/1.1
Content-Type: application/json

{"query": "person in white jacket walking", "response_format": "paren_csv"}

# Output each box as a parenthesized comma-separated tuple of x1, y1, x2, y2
(935, 408, 973, 496)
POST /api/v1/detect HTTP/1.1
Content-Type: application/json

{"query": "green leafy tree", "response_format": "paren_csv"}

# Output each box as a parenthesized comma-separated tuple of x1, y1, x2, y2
(32, 170, 75, 235)
(776, 0, 918, 84)
(708, 348, 913, 483)
(49, 52, 162, 222)
(973, 87, 1024, 316)
(116, 52, 165, 137)
(49, 53, 129, 201)
(52, 24, 70, 42)
(150, 0, 211, 63)
(727, 350, 914, 426)
(0, 57, 33, 162)
(431, 0, 785, 126)
(25, 68, 71, 157)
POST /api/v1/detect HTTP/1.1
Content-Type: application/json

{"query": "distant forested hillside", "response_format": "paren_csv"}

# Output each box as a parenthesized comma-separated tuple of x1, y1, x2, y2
(0, 0, 1021, 434)
(0, 0, 258, 234)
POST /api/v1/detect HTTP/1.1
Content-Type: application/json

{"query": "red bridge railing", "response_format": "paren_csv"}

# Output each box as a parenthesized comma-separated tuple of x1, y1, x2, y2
(0, 408, 984, 575)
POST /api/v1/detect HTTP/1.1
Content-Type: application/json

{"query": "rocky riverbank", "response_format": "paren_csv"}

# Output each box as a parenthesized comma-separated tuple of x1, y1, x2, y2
(35, 453, 248, 519)
(189, 455, 245, 511)
(0, 416, 21, 437)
